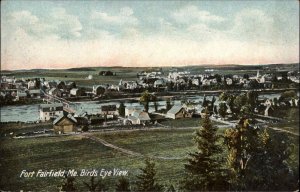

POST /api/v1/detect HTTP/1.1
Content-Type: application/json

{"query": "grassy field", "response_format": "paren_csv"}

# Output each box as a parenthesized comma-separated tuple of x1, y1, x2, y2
(0, 125, 298, 191)
(160, 118, 228, 129)
(0, 128, 201, 191)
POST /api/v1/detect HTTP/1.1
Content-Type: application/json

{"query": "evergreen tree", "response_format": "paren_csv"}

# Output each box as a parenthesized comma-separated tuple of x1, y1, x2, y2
(118, 102, 125, 117)
(115, 177, 130, 192)
(136, 158, 162, 191)
(166, 98, 172, 111)
(202, 96, 209, 108)
(182, 108, 228, 191)
(83, 176, 106, 192)
(59, 176, 76, 192)
(218, 102, 227, 118)
(164, 184, 176, 192)
(153, 96, 158, 112)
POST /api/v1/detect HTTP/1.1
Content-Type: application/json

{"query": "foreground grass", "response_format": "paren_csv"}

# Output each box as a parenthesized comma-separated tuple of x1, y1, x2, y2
(0, 129, 197, 191)
(0, 125, 298, 191)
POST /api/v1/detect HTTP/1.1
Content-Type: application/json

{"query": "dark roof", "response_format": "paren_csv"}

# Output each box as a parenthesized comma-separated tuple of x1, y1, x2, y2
(101, 105, 117, 111)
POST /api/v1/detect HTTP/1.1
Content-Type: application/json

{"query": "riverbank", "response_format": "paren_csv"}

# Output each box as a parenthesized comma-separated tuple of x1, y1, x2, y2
(1, 88, 297, 106)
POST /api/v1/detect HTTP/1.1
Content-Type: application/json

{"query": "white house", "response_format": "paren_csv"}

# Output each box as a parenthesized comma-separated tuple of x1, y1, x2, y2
(202, 79, 210, 86)
(39, 103, 64, 121)
(154, 79, 167, 88)
(27, 80, 36, 89)
(29, 89, 41, 98)
(127, 111, 151, 125)
(16, 90, 27, 101)
(87, 75, 93, 80)
(192, 78, 200, 86)
(226, 78, 233, 85)
(125, 106, 143, 117)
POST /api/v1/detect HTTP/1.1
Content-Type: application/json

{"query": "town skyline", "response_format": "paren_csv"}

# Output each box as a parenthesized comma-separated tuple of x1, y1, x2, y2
(1, 0, 299, 70)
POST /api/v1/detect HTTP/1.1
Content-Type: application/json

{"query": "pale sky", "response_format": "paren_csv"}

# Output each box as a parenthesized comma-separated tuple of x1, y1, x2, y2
(1, 0, 299, 70)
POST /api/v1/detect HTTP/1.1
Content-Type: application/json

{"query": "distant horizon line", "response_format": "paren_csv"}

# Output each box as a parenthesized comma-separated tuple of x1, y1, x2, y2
(1, 62, 299, 72)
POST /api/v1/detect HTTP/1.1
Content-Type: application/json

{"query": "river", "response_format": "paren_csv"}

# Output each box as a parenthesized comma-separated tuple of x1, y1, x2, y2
(0, 93, 291, 122)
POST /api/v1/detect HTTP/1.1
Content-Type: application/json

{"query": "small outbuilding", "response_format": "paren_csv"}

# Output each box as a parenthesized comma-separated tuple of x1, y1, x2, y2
(53, 114, 77, 134)
(167, 105, 191, 119)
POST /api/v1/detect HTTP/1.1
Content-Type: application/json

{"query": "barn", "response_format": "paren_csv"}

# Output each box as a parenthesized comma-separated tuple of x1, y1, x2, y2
(167, 105, 192, 119)
(53, 114, 77, 134)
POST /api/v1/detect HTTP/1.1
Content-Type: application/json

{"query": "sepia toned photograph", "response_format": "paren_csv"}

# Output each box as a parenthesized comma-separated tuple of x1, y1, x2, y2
(0, 0, 299, 191)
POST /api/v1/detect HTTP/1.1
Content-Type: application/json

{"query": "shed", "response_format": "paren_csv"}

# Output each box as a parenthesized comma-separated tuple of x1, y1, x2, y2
(167, 105, 191, 119)
(53, 114, 77, 134)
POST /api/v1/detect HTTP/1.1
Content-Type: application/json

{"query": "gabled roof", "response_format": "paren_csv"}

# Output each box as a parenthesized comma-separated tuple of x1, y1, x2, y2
(49, 87, 59, 93)
(167, 105, 184, 115)
(138, 112, 151, 121)
(129, 111, 151, 121)
(53, 113, 77, 125)
(128, 115, 138, 121)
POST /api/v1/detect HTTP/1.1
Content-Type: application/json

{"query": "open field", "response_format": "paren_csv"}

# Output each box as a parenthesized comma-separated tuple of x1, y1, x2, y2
(0, 124, 298, 191)
(160, 118, 229, 128)
(0, 128, 199, 191)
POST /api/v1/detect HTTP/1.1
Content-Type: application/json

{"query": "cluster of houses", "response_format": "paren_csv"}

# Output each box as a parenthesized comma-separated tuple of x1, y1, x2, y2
(91, 69, 300, 94)
(258, 96, 299, 116)
(0, 76, 43, 101)
(0, 76, 87, 102)
(1, 68, 299, 103)
(38, 99, 202, 134)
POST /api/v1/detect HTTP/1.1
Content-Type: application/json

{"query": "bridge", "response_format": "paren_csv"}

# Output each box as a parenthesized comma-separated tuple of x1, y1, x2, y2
(41, 90, 77, 113)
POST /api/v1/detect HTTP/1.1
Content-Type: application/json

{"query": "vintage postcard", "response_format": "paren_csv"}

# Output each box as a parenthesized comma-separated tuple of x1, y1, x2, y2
(0, 0, 299, 191)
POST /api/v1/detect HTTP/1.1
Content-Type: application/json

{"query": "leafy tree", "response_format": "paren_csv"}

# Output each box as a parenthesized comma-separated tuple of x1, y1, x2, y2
(219, 92, 229, 102)
(182, 108, 228, 191)
(232, 93, 247, 115)
(243, 74, 249, 79)
(83, 176, 106, 192)
(115, 177, 130, 192)
(279, 90, 297, 102)
(224, 118, 296, 190)
(224, 118, 256, 190)
(250, 79, 260, 89)
(246, 91, 258, 110)
(140, 91, 156, 112)
(136, 158, 162, 191)
(118, 102, 125, 117)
